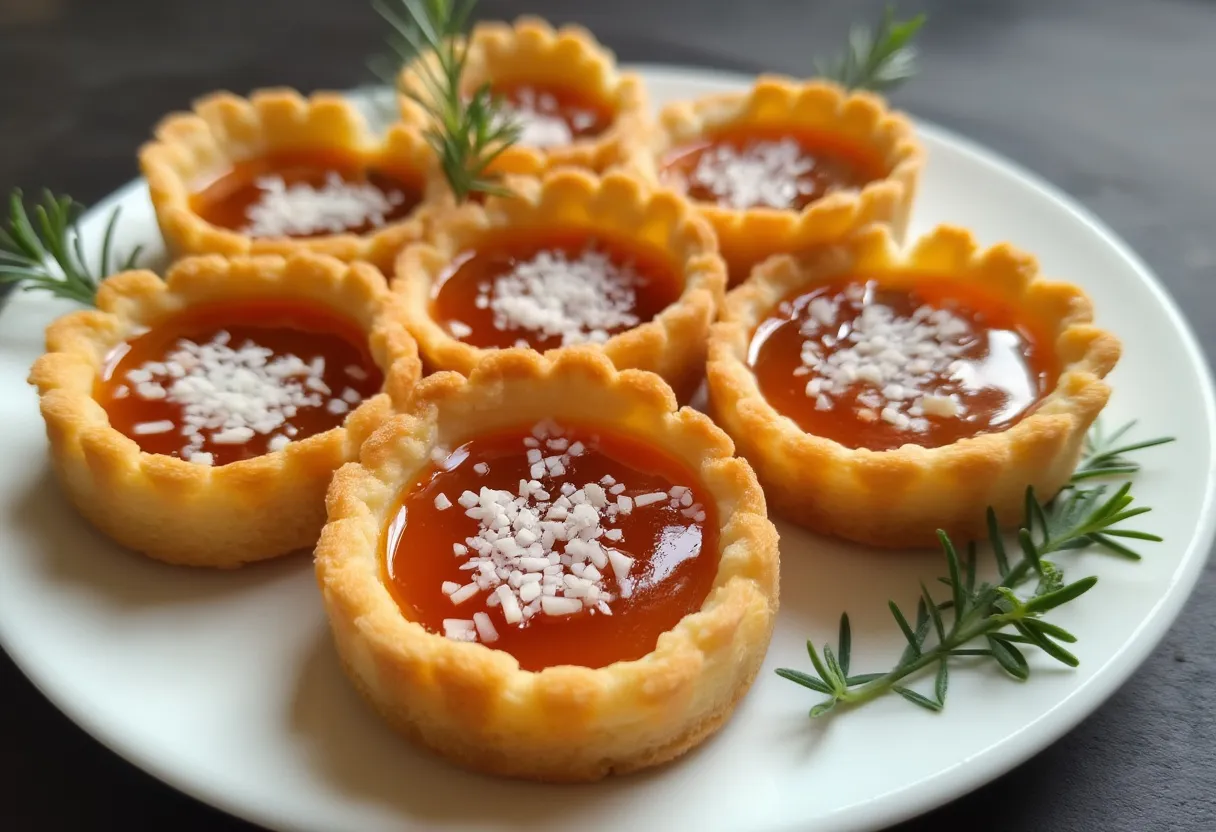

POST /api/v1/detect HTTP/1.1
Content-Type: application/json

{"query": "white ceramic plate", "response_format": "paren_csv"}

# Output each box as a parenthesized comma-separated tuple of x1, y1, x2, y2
(1, 65, 1213, 832)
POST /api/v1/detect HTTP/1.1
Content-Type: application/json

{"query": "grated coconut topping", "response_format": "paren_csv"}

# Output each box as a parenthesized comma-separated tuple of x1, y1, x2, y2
(121, 331, 366, 463)
(242, 173, 405, 238)
(434, 421, 706, 643)
(794, 284, 975, 432)
(493, 87, 599, 148)
(455, 249, 643, 347)
(689, 138, 824, 210)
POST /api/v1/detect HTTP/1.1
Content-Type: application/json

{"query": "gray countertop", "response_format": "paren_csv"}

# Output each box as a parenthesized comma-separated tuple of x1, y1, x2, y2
(1, 0, 1213, 828)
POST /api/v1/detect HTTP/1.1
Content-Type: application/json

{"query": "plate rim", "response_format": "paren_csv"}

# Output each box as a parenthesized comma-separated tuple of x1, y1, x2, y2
(2, 62, 1214, 832)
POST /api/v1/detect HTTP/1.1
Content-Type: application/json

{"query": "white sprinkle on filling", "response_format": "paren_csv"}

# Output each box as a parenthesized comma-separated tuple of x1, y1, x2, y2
(242, 173, 406, 238)
(685, 138, 834, 210)
(432, 422, 705, 643)
(459, 249, 643, 347)
(132, 419, 175, 435)
(490, 86, 598, 149)
(119, 331, 366, 460)
(794, 284, 975, 432)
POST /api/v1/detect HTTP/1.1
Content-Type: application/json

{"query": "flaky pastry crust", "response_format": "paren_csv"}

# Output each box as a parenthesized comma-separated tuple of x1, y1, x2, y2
(28, 253, 422, 568)
(706, 224, 1121, 548)
(649, 75, 924, 284)
(394, 168, 726, 401)
(315, 347, 779, 782)
(140, 88, 447, 271)
(398, 16, 650, 177)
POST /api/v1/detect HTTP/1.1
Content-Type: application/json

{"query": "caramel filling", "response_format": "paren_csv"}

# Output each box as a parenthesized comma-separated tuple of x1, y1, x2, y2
(383, 420, 720, 671)
(661, 125, 885, 211)
(190, 149, 422, 238)
(97, 300, 382, 465)
(490, 81, 615, 148)
(429, 228, 682, 350)
(748, 277, 1056, 451)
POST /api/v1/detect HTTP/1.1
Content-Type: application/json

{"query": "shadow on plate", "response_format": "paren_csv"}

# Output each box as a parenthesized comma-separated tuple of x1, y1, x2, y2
(8, 464, 309, 609)
(774, 518, 946, 645)
(288, 623, 741, 827)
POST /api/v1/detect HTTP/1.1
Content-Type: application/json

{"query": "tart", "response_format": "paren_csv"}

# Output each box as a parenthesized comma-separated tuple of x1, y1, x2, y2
(706, 224, 1121, 548)
(395, 168, 725, 400)
(651, 75, 923, 285)
(28, 252, 421, 567)
(397, 16, 650, 177)
(315, 347, 779, 781)
(141, 88, 445, 271)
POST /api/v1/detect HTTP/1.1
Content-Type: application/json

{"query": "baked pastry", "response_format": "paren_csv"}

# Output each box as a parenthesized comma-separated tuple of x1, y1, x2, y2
(141, 88, 445, 271)
(394, 168, 725, 400)
(315, 347, 779, 781)
(398, 16, 650, 177)
(651, 75, 923, 285)
(28, 252, 421, 567)
(706, 224, 1120, 548)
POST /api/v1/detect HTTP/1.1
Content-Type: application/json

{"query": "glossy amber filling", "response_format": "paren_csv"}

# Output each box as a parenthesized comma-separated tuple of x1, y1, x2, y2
(747, 277, 1056, 451)
(383, 421, 720, 671)
(490, 81, 616, 147)
(429, 228, 683, 350)
(660, 125, 886, 211)
(189, 148, 422, 238)
(97, 300, 382, 465)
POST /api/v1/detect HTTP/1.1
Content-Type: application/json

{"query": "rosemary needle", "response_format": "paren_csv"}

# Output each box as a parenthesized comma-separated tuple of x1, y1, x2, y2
(0, 188, 141, 308)
(372, 0, 520, 202)
(777, 420, 1174, 717)
(815, 5, 927, 92)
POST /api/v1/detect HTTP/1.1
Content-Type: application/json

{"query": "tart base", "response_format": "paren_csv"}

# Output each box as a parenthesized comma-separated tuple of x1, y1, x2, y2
(706, 225, 1121, 548)
(398, 16, 651, 178)
(141, 88, 446, 272)
(651, 75, 923, 285)
(333, 632, 765, 782)
(394, 169, 725, 403)
(29, 253, 421, 568)
(315, 348, 779, 781)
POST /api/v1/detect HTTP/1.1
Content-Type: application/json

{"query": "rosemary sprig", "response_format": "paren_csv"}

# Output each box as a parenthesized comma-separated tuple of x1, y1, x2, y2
(777, 420, 1174, 716)
(372, 0, 520, 202)
(0, 188, 140, 307)
(814, 4, 927, 92)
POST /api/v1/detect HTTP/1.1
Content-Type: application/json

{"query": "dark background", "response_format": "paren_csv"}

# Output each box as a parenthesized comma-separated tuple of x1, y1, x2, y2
(2, 0, 1213, 829)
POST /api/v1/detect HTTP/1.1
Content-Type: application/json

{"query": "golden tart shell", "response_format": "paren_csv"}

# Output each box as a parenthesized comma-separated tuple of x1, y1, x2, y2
(394, 168, 726, 401)
(650, 75, 924, 283)
(398, 16, 650, 177)
(315, 347, 780, 782)
(140, 88, 446, 271)
(28, 253, 421, 568)
(705, 224, 1121, 548)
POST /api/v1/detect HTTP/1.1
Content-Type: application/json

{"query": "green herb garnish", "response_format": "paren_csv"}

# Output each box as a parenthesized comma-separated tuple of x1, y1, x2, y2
(371, 0, 520, 202)
(777, 420, 1174, 717)
(0, 188, 140, 307)
(815, 4, 927, 92)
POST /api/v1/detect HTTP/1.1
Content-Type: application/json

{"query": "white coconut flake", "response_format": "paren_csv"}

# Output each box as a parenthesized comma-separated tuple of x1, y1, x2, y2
(242, 172, 406, 238)
(428, 422, 703, 638)
(685, 138, 822, 210)
(477, 249, 641, 347)
(473, 611, 499, 643)
(491, 86, 598, 149)
(121, 331, 361, 459)
(132, 420, 175, 435)
(792, 287, 978, 432)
